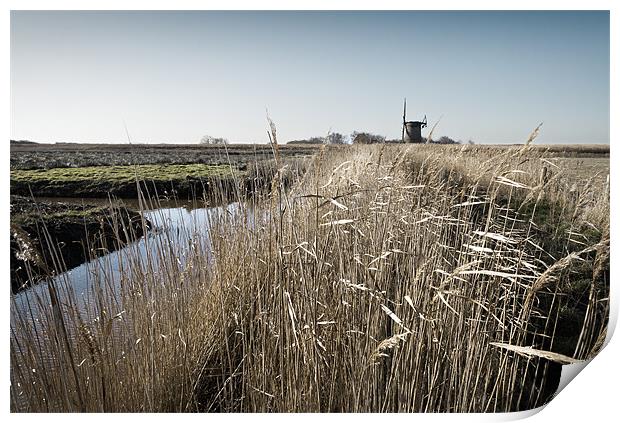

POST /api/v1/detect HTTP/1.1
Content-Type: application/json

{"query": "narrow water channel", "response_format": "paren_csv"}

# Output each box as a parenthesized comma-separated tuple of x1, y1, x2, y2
(11, 200, 242, 322)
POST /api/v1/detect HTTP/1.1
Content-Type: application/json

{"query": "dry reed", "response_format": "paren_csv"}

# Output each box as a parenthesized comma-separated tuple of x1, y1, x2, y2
(10, 143, 609, 412)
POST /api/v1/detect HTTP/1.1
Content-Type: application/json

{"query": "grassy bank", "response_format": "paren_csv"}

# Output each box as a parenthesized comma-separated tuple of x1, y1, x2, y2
(10, 164, 243, 199)
(11, 163, 238, 182)
(10, 144, 609, 412)
(10, 161, 307, 200)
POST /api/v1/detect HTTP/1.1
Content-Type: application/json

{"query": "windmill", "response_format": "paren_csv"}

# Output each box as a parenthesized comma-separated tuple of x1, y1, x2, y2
(401, 98, 427, 143)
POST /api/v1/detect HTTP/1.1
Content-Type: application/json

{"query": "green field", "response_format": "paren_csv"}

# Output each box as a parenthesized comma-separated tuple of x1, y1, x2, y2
(11, 163, 240, 183)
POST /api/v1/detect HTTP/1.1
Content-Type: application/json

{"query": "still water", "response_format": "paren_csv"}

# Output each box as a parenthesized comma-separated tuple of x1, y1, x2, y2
(11, 200, 242, 321)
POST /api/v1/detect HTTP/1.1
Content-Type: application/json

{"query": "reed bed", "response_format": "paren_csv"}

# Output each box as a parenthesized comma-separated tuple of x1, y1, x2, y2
(10, 143, 609, 412)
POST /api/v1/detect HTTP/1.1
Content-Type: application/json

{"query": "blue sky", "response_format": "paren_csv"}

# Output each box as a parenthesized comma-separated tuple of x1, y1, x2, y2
(10, 10, 609, 144)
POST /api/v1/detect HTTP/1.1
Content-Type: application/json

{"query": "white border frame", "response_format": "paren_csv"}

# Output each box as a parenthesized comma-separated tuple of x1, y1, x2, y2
(3, 2, 616, 422)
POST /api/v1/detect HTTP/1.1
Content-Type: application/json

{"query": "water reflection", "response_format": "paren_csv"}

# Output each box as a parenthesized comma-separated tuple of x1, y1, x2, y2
(11, 201, 245, 322)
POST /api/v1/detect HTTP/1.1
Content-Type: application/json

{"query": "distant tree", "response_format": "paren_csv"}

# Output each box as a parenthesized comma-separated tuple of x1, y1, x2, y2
(326, 132, 346, 145)
(287, 133, 348, 145)
(351, 132, 368, 144)
(200, 135, 228, 145)
(308, 136, 325, 144)
(287, 138, 324, 145)
(434, 136, 460, 145)
(467, 139, 475, 145)
(351, 131, 386, 144)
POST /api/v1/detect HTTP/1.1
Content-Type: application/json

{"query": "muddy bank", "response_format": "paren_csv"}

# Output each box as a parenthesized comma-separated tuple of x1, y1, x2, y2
(10, 175, 242, 200)
(10, 196, 149, 293)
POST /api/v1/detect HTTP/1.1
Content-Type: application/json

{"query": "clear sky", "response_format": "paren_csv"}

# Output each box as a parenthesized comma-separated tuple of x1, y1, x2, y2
(10, 10, 610, 144)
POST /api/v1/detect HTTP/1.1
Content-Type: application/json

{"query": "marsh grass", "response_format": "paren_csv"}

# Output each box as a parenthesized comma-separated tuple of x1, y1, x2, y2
(10, 143, 609, 412)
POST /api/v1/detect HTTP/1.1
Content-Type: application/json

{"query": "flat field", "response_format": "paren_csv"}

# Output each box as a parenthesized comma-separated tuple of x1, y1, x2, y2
(10, 142, 610, 412)
(10, 142, 322, 170)
(9, 142, 608, 198)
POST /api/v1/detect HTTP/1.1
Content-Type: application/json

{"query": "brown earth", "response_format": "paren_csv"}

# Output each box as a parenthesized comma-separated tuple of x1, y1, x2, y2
(10, 196, 149, 293)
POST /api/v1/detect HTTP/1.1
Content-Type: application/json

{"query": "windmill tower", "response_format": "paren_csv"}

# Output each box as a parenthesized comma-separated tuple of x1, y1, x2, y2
(402, 98, 427, 143)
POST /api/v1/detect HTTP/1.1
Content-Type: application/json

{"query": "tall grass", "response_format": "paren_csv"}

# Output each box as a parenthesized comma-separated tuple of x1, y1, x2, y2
(10, 143, 609, 412)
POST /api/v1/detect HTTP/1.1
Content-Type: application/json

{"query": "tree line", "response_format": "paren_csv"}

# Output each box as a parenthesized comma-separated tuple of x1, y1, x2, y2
(287, 132, 470, 145)
(200, 133, 473, 145)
